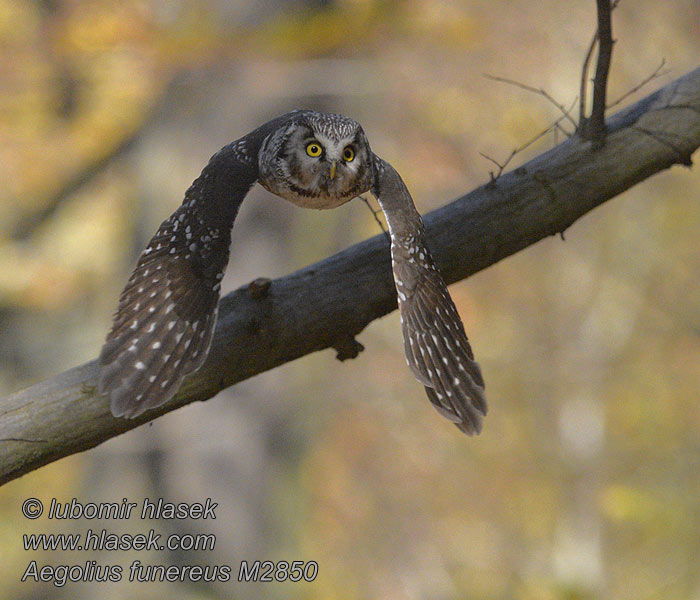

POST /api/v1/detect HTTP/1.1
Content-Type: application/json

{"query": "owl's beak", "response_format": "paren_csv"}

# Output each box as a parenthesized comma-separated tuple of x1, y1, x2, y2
(329, 160, 338, 181)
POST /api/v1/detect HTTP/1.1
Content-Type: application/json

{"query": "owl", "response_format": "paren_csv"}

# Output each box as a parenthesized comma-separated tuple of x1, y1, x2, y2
(99, 110, 486, 434)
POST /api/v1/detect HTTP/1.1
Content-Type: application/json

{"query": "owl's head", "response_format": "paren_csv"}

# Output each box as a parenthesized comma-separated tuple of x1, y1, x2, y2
(258, 111, 374, 209)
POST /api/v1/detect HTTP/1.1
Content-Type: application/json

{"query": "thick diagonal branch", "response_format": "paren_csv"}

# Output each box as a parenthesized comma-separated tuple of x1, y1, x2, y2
(2, 66, 700, 486)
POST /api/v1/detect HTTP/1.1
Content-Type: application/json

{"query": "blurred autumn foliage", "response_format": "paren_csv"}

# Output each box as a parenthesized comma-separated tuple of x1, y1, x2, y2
(1, 1, 700, 599)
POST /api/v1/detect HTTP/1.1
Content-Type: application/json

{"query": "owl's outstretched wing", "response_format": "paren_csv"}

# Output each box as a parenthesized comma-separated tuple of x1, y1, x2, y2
(99, 203, 229, 418)
(100, 112, 309, 418)
(372, 156, 487, 434)
(393, 234, 487, 434)
(99, 148, 254, 418)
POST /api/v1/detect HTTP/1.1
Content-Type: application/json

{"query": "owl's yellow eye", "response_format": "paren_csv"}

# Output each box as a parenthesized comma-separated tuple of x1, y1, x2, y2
(306, 142, 323, 157)
(342, 146, 355, 162)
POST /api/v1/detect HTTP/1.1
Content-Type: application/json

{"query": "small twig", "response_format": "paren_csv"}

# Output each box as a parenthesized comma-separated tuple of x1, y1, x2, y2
(360, 195, 390, 242)
(514, 110, 574, 154)
(479, 151, 513, 182)
(482, 73, 579, 181)
(554, 122, 574, 138)
(480, 99, 578, 181)
(579, 0, 621, 127)
(579, 30, 599, 124)
(479, 152, 503, 170)
(607, 59, 669, 109)
(484, 74, 579, 129)
(581, 0, 615, 146)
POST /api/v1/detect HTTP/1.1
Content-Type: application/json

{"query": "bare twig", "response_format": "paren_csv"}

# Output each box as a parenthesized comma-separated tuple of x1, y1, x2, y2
(359, 195, 390, 242)
(478, 151, 506, 177)
(579, 0, 621, 127)
(484, 74, 578, 129)
(579, 30, 599, 124)
(581, 0, 615, 146)
(555, 122, 574, 138)
(607, 59, 669, 109)
(480, 99, 578, 181)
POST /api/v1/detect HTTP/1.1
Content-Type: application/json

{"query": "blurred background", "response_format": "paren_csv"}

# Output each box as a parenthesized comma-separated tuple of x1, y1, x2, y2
(1, 0, 699, 598)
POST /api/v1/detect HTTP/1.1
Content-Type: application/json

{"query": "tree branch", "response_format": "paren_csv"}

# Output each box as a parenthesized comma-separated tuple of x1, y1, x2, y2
(579, 0, 621, 125)
(2, 66, 700, 486)
(581, 0, 614, 145)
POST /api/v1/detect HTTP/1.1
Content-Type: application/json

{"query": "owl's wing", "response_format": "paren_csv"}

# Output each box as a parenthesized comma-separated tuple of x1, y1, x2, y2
(99, 201, 230, 418)
(372, 155, 487, 434)
(393, 237, 487, 434)
(100, 112, 317, 418)
(99, 143, 258, 418)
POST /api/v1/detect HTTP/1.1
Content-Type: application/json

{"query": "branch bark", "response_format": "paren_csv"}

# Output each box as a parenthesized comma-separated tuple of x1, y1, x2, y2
(2, 66, 700, 486)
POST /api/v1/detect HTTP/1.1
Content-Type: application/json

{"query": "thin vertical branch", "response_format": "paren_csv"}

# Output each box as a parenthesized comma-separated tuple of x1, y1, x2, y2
(579, 0, 621, 136)
(582, 0, 614, 146)
(579, 31, 599, 124)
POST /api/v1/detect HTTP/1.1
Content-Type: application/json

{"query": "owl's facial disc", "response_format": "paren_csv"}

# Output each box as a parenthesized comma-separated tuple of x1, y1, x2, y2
(258, 112, 373, 210)
(306, 132, 356, 183)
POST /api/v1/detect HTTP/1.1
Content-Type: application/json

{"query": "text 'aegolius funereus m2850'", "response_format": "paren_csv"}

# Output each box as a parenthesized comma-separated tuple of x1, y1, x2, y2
(99, 110, 486, 434)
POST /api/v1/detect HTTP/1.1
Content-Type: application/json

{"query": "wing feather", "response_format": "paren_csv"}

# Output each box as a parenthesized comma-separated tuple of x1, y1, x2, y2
(99, 203, 230, 418)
